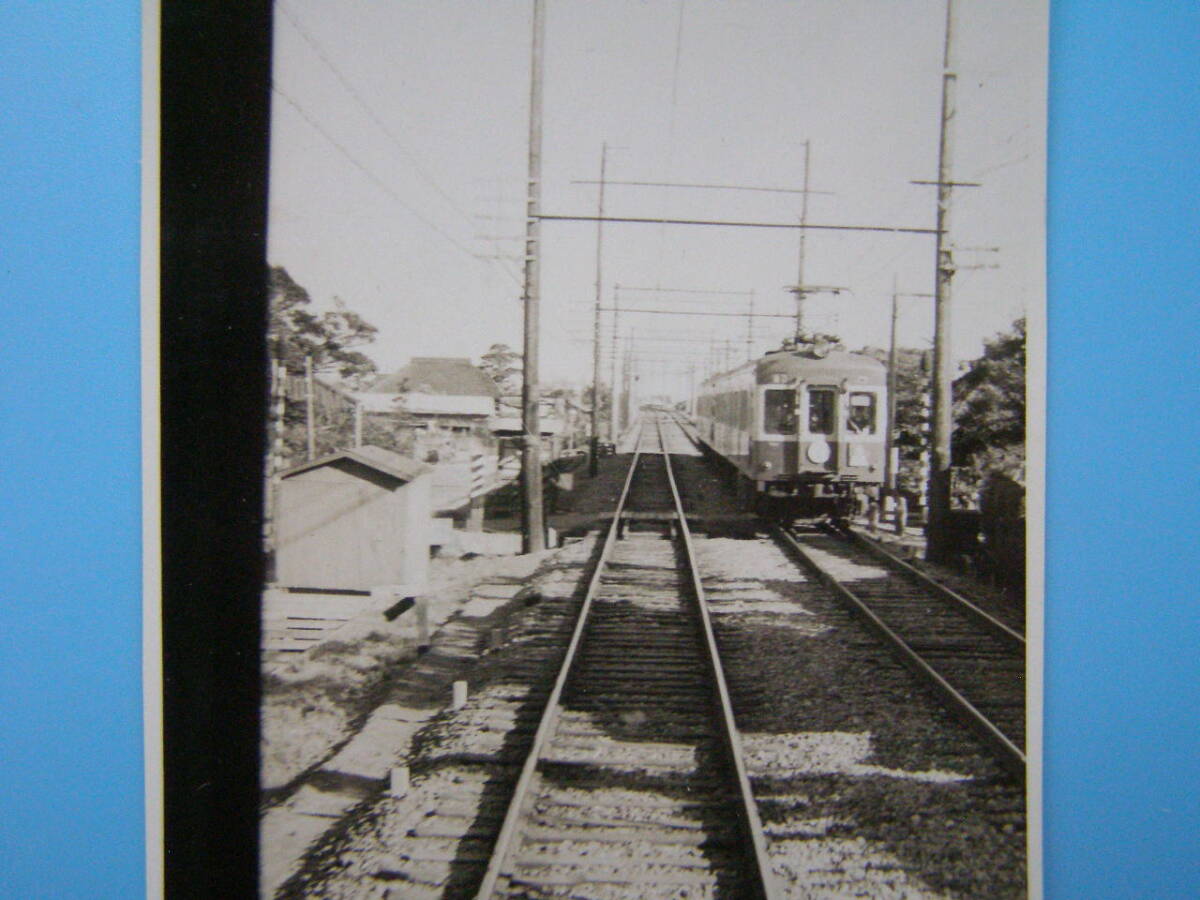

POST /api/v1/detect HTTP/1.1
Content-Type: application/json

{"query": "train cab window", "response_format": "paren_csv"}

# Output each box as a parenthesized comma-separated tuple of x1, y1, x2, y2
(846, 392, 877, 434)
(806, 388, 835, 435)
(763, 389, 797, 434)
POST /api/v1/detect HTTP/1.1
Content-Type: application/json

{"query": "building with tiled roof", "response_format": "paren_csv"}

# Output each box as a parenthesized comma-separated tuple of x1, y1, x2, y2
(360, 357, 499, 416)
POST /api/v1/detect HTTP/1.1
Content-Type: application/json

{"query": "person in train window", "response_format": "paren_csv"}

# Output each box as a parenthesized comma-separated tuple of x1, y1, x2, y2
(846, 392, 876, 434)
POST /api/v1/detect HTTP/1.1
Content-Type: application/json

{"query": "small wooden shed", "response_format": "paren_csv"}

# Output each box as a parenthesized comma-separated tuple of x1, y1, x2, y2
(275, 445, 432, 593)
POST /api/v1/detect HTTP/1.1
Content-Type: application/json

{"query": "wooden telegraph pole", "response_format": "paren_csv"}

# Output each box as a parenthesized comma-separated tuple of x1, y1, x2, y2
(589, 142, 607, 477)
(928, 0, 958, 563)
(304, 354, 316, 460)
(609, 284, 620, 442)
(785, 144, 846, 339)
(885, 278, 901, 495)
(884, 278, 934, 494)
(795, 140, 811, 338)
(520, 0, 546, 553)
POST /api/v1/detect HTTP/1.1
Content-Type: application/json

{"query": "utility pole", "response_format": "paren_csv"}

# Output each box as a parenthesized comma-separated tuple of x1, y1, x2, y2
(746, 292, 755, 360)
(795, 139, 811, 339)
(620, 331, 633, 434)
(520, 0, 546, 553)
(589, 142, 607, 477)
(885, 279, 935, 494)
(304, 355, 316, 460)
(928, 0, 958, 563)
(609, 284, 620, 441)
(886, 278, 900, 495)
(782, 142, 848, 341)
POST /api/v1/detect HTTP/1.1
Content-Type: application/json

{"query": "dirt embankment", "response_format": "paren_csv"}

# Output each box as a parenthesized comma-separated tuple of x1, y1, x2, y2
(261, 552, 550, 794)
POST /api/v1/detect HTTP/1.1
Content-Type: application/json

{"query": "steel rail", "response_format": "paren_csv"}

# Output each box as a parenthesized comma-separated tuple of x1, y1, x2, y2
(833, 522, 1025, 647)
(655, 415, 781, 900)
(472, 419, 648, 899)
(774, 524, 1026, 778)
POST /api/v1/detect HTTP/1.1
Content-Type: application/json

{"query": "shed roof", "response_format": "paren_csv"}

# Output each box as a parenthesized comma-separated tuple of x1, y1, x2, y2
(280, 445, 431, 482)
(367, 357, 500, 399)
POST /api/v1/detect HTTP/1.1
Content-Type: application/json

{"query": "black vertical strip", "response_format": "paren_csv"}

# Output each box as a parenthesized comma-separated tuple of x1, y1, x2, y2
(160, 2, 272, 897)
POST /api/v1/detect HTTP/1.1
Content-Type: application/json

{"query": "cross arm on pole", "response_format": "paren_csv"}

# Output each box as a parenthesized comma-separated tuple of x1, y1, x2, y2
(536, 213, 939, 236)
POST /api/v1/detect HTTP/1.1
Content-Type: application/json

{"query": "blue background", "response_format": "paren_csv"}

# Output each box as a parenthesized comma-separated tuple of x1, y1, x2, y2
(0, 1, 1195, 897)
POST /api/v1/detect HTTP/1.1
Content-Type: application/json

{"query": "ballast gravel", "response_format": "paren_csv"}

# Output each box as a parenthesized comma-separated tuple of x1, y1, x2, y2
(694, 525, 1026, 899)
(271, 448, 1027, 899)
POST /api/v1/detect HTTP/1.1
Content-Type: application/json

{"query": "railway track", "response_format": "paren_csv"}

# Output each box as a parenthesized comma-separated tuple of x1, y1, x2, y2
(661, 410, 1027, 778)
(774, 523, 1027, 777)
(279, 410, 1027, 897)
(474, 413, 778, 899)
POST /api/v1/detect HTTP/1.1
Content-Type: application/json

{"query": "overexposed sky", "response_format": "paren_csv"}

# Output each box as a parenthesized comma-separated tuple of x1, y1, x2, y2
(267, 0, 1046, 400)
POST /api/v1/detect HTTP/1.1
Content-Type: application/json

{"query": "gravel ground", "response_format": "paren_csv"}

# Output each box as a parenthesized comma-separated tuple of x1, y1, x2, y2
(699, 532, 1026, 897)
(683, 457, 1027, 899)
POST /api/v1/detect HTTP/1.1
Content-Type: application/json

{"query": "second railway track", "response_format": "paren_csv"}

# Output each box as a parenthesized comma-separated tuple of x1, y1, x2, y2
(774, 523, 1027, 777)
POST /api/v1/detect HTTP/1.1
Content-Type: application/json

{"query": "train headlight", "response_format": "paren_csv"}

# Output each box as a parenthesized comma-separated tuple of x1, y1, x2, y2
(806, 440, 831, 464)
(758, 460, 773, 472)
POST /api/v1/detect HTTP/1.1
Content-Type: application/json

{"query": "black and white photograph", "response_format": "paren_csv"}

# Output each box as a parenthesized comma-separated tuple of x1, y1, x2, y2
(252, 2, 1045, 897)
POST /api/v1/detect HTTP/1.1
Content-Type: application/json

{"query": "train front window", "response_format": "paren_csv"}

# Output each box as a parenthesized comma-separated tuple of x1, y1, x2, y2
(846, 392, 877, 434)
(807, 388, 834, 435)
(763, 389, 797, 434)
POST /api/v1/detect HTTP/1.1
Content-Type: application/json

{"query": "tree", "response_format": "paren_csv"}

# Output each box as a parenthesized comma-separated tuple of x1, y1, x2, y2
(953, 318, 1025, 470)
(478, 343, 522, 395)
(267, 266, 383, 467)
(268, 265, 379, 386)
(940, 317, 1027, 502)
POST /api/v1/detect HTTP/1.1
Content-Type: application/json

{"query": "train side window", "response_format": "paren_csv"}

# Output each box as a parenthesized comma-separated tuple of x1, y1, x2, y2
(763, 388, 797, 434)
(807, 388, 834, 435)
(846, 391, 877, 434)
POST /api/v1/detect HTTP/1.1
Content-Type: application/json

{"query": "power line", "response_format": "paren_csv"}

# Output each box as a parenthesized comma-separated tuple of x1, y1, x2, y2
(276, 2, 471, 227)
(275, 2, 524, 287)
(272, 82, 521, 288)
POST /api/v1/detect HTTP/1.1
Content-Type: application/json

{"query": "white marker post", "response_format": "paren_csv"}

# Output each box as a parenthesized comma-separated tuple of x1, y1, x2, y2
(389, 765, 410, 798)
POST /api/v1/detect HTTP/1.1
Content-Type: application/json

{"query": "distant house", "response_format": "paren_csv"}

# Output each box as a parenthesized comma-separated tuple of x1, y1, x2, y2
(358, 357, 499, 463)
(493, 394, 569, 460)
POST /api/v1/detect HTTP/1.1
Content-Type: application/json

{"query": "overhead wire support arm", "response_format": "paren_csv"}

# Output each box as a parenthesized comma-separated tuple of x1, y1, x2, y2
(596, 307, 794, 319)
(571, 179, 835, 196)
(910, 179, 981, 188)
(616, 285, 755, 296)
(536, 213, 939, 236)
